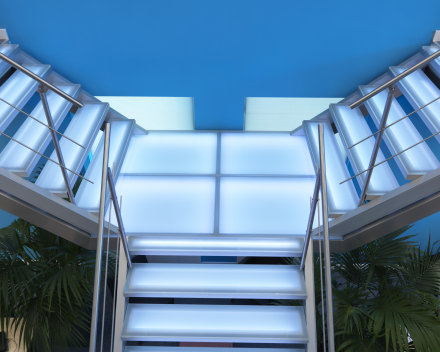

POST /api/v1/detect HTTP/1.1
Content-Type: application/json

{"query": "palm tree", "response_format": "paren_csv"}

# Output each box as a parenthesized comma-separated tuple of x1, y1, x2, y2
(280, 227, 440, 351)
(0, 219, 114, 351)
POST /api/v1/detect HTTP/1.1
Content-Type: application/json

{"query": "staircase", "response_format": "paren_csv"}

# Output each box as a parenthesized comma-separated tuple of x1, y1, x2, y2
(1, 32, 440, 351)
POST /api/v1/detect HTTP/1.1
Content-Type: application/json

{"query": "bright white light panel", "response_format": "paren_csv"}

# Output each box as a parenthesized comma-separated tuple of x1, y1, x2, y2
(108, 176, 216, 234)
(114, 131, 316, 235)
(219, 177, 316, 235)
(120, 132, 217, 174)
(220, 133, 315, 175)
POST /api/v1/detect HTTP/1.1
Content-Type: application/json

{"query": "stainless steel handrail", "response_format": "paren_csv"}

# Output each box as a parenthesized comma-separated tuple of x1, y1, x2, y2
(350, 48, 440, 109)
(0, 96, 85, 149)
(300, 171, 321, 271)
(107, 166, 132, 269)
(0, 52, 83, 108)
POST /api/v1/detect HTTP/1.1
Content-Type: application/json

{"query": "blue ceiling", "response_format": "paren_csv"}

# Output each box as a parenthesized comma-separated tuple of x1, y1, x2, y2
(1, 0, 440, 130)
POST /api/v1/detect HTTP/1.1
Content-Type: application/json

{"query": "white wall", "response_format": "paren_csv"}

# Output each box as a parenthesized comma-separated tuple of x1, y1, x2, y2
(245, 97, 343, 131)
(95, 96, 194, 131)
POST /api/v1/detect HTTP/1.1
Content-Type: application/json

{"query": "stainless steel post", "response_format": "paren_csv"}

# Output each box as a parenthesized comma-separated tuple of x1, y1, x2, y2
(358, 86, 395, 206)
(318, 124, 335, 352)
(38, 84, 77, 205)
(89, 123, 111, 352)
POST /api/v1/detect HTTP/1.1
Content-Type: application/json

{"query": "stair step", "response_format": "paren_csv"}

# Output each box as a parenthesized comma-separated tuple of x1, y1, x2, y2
(76, 119, 135, 213)
(35, 102, 109, 196)
(420, 46, 440, 79)
(330, 104, 399, 198)
(359, 85, 439, 180)
(0, 64, 51, 133)
(302, 120, 358, 216)
(121, 304, 308, 343)
(0, 84, 81, 176)
(0, 44, 20, 78)
(389, 65, 440, 144)
(124, 263, 306, 299)
(125, 347, 305, 352)
(128, 235, 304, 257)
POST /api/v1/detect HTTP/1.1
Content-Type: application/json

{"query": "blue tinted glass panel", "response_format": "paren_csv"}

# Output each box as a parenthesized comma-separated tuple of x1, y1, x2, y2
(220, 133, 315, 175)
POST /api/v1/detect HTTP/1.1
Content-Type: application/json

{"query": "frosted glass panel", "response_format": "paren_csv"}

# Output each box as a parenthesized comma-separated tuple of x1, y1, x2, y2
(219, 177, 316, 235)
(128, 235, 304, 257)
(125, 263, 306, 299)
(122, 304, 307, 343)
(220, 133, 315, 175)
(120, 132, 217, 174)
(107, 176, 215, 233)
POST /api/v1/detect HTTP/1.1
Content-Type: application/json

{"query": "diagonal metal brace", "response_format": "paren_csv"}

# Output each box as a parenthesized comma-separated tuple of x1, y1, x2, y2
(106, 167, 132, 269)
(38, 85, 77, 205)
(300, 171, 321, 271)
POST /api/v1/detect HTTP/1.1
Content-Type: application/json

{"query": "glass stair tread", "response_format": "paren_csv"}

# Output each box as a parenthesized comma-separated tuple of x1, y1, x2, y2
(302, 120, 358, 216)
(359, 85, 439, 180)
(0, 64, 51, 133)
(121, 304, 308, 343)
(125, 347, 305, 352)
(35, 102, 109, 196)
(389, 65, 440, 144)
(330, 103, 399, 198)
(75, 119, 135, 213)
(0, 84, 81, 176)
(421, 46, 440, 80)
(124, 263, 306, 299)
(128, 235, 304, 257)
(0, 44, 20, 78)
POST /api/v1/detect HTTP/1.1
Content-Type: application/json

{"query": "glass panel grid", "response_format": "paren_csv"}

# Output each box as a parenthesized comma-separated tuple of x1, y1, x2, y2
(114, 131, 315, 235)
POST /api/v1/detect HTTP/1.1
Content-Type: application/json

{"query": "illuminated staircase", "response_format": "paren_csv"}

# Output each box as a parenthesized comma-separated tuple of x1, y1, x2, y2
(1, 33, 440, 351)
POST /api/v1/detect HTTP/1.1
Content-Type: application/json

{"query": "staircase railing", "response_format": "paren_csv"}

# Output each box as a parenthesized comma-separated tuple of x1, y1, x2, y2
(89, 122, 132, 352)
(0, 53, 86, 204)
(346, 47, 440, 205)
(0, 53, 131, 352)
(300, 46, 440, 352)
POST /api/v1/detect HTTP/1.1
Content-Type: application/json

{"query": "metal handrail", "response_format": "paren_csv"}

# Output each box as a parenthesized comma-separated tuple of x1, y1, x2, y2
(107, 166, 132, 269)
(350, 48, 440, 109)
(0, 52, 83, 108)
(0, 96, 85, 149)
(300, 171, 321, 271)
(348, 95, 440, 150)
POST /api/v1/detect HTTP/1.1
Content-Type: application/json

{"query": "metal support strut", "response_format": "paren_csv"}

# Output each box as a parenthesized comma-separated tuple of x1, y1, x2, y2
(38, 84, 77, 205)
(89, 123, 111, 352)
(318, 124, 335, 352)
(357, 85, 395, 206)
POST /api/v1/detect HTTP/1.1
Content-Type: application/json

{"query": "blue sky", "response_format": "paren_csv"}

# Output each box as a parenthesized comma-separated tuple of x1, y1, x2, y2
(1, 0, 440, 129)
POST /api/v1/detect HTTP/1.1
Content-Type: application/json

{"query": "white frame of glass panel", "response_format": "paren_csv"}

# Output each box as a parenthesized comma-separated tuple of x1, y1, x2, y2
(116, 130, 316, 236)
